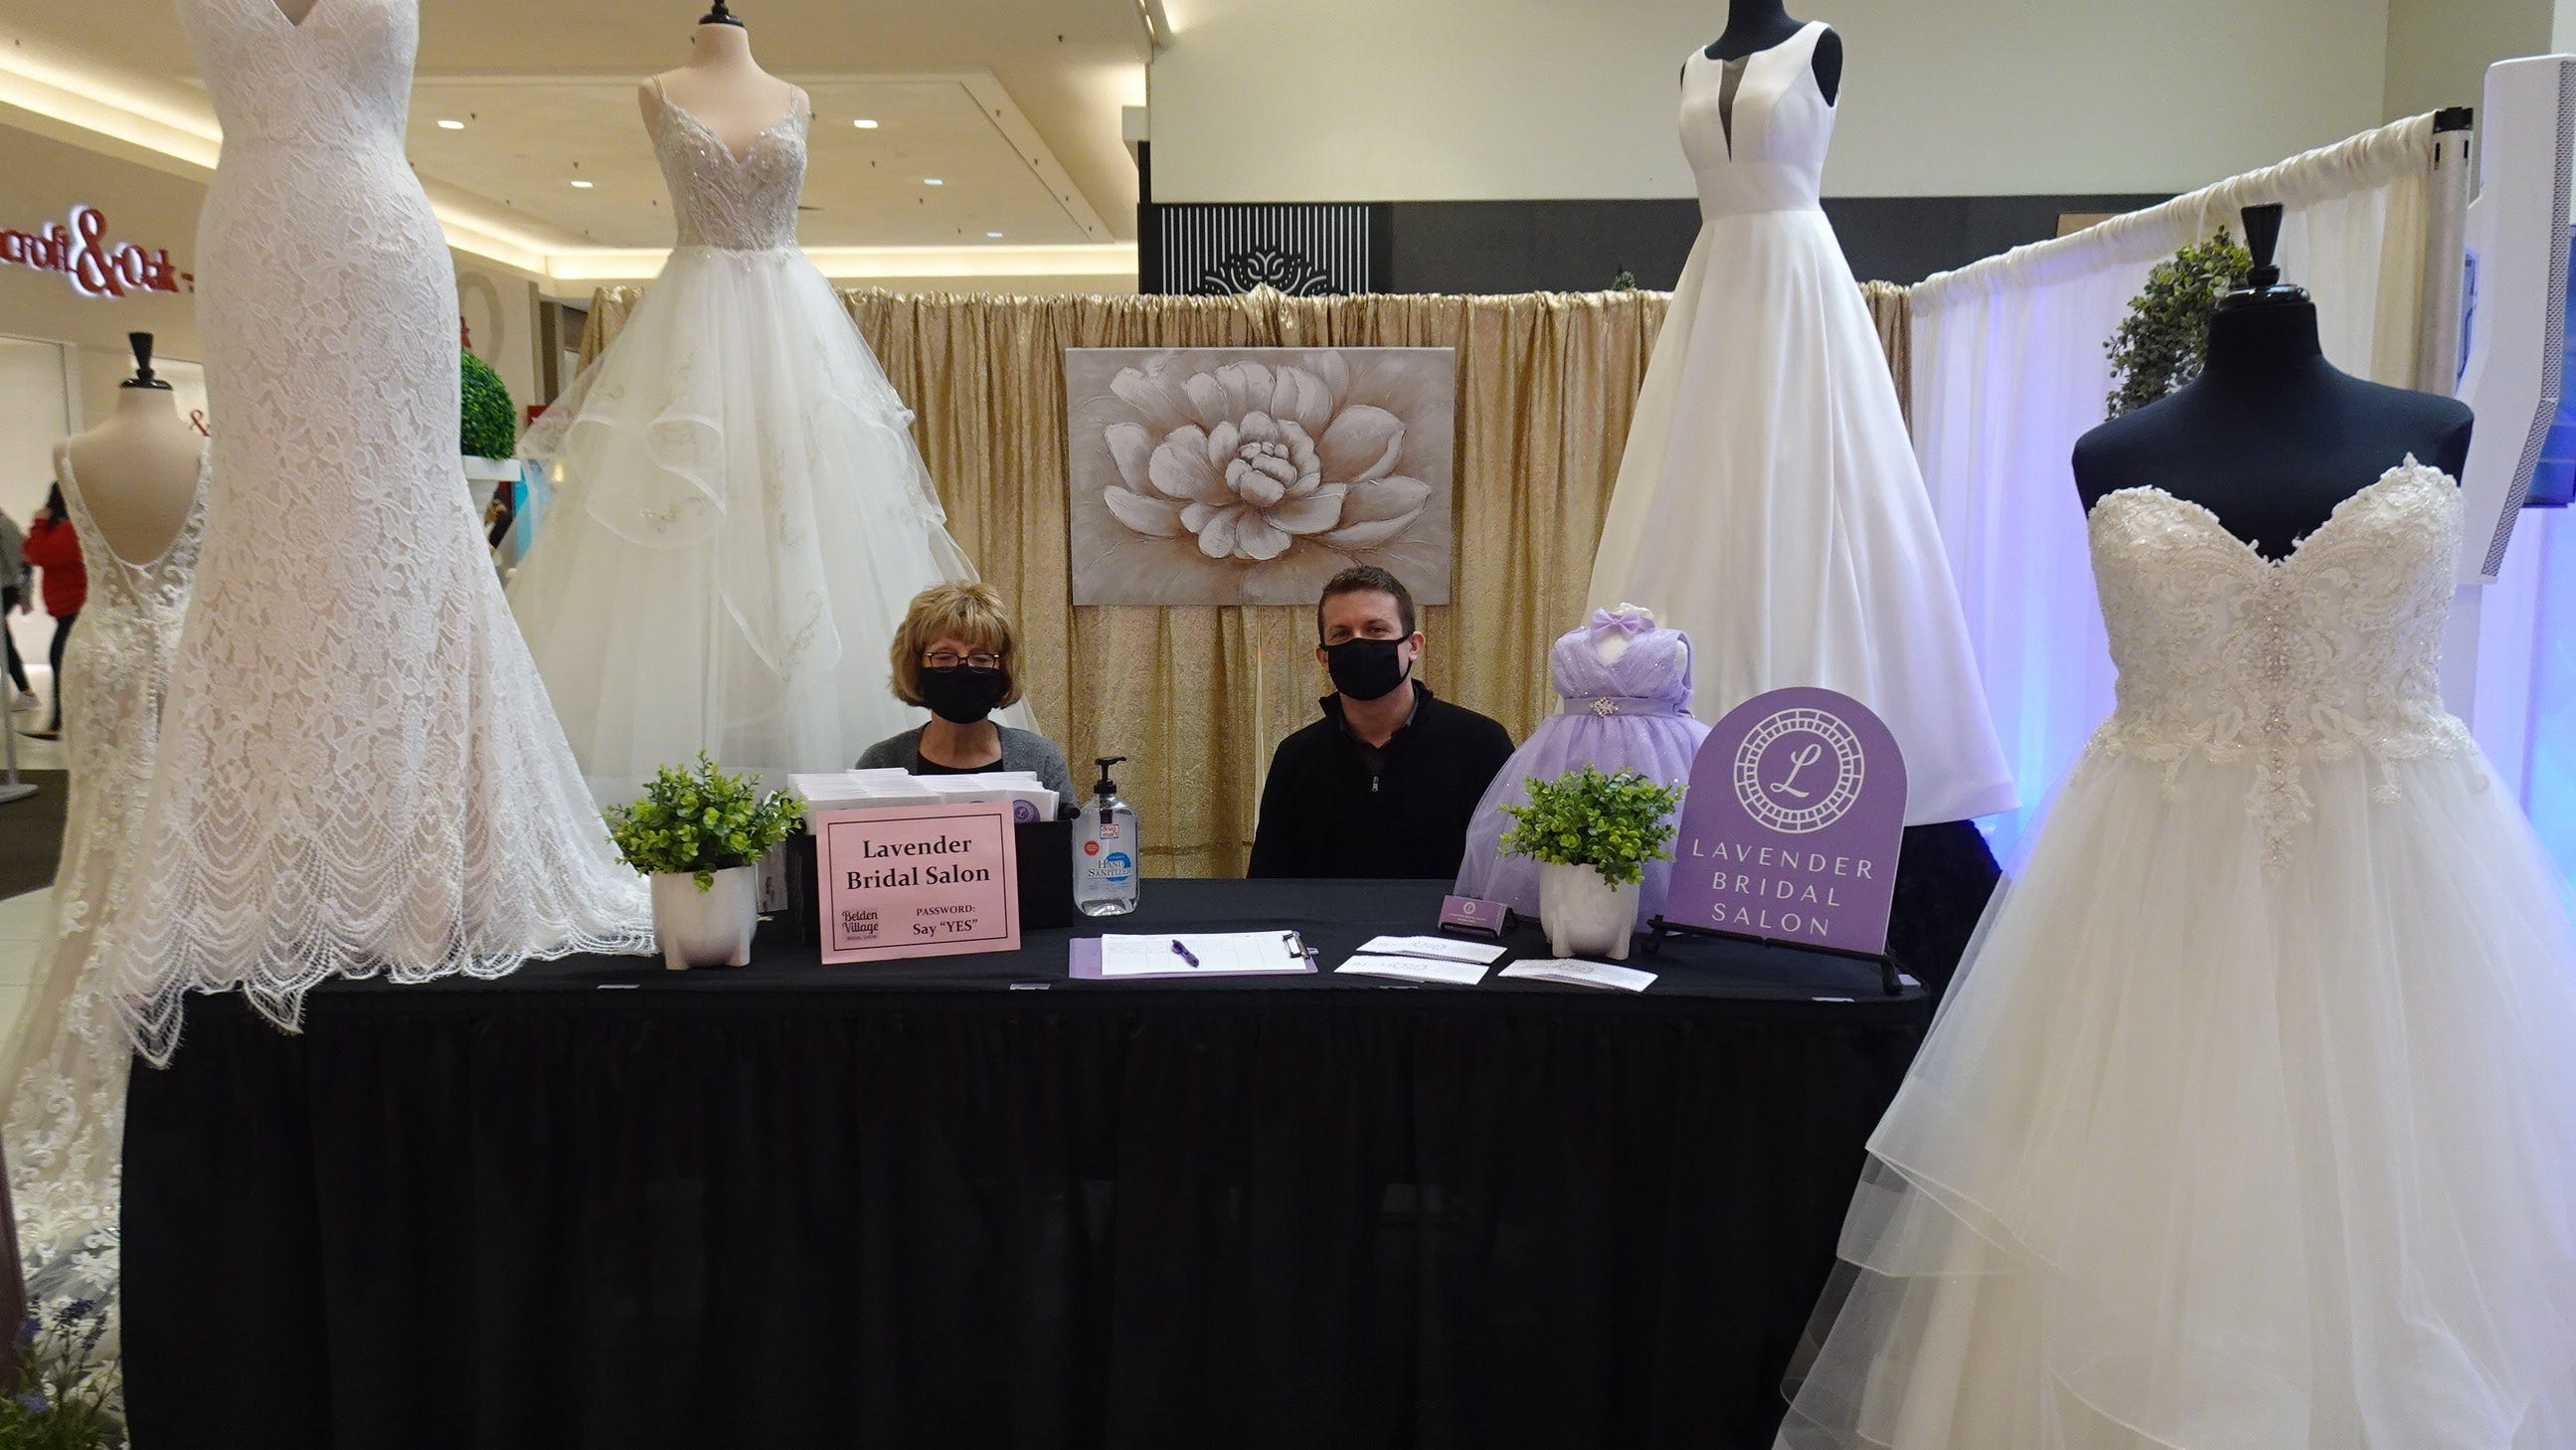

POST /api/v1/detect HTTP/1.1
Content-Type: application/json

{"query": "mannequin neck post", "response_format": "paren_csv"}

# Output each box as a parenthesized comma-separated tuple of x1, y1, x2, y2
(689, 21, 757, 68)
(2196, 299, 2333, 388)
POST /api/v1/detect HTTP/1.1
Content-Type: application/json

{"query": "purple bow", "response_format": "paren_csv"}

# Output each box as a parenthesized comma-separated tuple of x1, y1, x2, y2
(1587, 607, 1654, 636)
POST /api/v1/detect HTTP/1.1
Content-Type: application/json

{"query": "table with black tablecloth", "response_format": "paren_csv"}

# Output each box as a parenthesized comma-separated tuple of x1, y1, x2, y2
(121, 878, 1925, 1450)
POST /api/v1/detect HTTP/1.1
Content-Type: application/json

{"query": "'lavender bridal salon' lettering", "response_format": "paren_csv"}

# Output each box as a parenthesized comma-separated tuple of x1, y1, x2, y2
(1663, 688, 1906, 956)
(814, 802, 1021, 963)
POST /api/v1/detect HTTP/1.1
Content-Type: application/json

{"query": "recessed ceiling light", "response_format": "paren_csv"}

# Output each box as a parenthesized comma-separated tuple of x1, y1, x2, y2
(570, 178, 595, 189)
(924, 177, 944, 186)
(986, 231, 1004, 239)
(852, 118, 879, 129)
(435, 118, 465, 130)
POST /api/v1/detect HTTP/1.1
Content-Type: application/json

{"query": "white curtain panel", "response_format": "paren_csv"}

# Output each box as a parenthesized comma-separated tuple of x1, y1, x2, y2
(1909, 114, 2437, 853)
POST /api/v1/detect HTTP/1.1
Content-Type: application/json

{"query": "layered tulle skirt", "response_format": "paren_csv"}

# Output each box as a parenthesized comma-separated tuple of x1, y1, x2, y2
(512, 245, 1010, 803)
(1779, 746, 2576, 1448)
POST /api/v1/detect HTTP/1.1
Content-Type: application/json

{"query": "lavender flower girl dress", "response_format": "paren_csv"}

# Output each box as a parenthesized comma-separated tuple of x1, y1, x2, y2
(1456, 607, 1709, 928)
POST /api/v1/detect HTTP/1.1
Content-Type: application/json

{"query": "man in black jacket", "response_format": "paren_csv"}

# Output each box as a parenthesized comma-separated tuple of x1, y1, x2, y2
(1248, 566, 1515, 879)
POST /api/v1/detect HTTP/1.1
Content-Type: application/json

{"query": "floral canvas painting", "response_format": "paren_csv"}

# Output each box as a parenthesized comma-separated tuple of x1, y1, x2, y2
(1066, 347, 1456, 606)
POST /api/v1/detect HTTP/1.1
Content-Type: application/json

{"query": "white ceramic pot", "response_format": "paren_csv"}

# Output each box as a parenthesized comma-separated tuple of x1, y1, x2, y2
(650, 865, 758, 970)
(1537, 861, 1640, 961)
(459, 454, 522, 480)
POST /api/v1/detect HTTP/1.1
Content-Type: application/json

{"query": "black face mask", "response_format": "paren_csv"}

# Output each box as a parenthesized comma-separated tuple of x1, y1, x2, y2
(1323, 636, 1411, 702)
(919, 665, 1009, 724)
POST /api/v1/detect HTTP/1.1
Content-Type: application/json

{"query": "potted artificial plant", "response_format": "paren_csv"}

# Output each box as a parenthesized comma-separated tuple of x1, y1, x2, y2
(604, 754, 804, 970)
(1497, 764, 1686, 961)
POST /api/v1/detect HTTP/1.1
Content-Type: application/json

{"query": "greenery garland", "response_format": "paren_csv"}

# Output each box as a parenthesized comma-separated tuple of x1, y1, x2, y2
(459, 350, 518, 460)
(2103, 228, 2253, 420)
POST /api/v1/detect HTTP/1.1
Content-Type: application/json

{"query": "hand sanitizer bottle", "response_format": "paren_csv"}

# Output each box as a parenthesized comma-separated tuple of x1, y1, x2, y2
(1074, 755, 1139, 916)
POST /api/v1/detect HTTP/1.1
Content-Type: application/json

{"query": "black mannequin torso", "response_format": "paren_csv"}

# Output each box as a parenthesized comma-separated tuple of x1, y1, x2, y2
(1690, 0, 1841, 102)
(2072, 300, 2471, 559)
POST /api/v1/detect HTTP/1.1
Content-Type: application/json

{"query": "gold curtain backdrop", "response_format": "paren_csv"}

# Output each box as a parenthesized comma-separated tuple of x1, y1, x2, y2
(573, 282, 1907, 876)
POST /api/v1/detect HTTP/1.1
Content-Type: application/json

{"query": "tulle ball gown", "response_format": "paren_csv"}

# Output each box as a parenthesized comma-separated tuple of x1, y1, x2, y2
(511, 78, 1013, 804)
(1456, 607, 1709, 927)
(1778, 461, 2576, 1449)
(1587, 21, 2014, 828)
(123, 0, 652, 1062)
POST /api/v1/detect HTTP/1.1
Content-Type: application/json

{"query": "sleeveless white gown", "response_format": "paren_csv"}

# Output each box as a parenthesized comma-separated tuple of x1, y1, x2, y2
(121, 0, 652, 1063)
(1588, 24, 2014, 826)
(510, 79, 1015, 804)
(0, 453, 202, 1361)
(1779, 462, 2576, 1449)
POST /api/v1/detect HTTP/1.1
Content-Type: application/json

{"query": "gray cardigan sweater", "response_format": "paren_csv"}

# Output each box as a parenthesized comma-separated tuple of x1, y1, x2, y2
(856, 725, 1081, 812)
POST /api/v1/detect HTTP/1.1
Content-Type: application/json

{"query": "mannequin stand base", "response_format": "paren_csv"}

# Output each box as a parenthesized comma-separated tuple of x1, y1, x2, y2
(1639, 914, 1905, 997)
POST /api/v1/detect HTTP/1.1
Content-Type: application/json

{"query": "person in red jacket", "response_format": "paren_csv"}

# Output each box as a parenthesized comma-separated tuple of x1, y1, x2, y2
(21, 484, 85, 740)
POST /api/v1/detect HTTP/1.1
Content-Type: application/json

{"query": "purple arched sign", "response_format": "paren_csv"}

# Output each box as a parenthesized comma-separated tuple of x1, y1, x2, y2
(1662, 687, 1907, 957)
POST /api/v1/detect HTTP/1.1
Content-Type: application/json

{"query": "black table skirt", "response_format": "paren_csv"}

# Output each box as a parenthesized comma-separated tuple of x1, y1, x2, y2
(122, 879, 1925, 1450)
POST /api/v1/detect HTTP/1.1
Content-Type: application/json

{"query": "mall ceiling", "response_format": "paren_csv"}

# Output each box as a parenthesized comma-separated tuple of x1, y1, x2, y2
(0, 0, 1148, 257)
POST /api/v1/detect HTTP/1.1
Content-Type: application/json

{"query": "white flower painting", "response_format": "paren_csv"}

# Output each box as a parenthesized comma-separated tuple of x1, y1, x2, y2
(1067, 347, 1455, 606)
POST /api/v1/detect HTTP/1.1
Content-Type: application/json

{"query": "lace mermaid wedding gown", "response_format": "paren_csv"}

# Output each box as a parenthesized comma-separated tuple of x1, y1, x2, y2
(1779, 461, 2576, 1449)
(0, 456, 202, 1355)
(1588, 22, 2013, 827)
(122, 0, 651, 1062)
(511, 77, 1013, 804)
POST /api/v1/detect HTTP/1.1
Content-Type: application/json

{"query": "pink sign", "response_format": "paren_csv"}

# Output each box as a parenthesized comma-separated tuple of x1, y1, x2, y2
(813, 803, 1021, 963)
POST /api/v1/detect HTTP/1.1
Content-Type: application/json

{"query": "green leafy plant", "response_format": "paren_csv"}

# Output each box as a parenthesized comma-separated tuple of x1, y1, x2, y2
(0, 1302, 122, 1449)
(459, 350, 518, 460)
(603, 754, 804, 889)
(2104, 228, 2253, 419)
(1610, 268, 1638, 292)
(1496, 764, 1687, 889)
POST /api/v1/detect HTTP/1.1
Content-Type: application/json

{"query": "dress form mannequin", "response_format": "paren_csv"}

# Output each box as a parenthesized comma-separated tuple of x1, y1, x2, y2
(57, 334, 203, 567)
(640, 2, 805, 158)
(2074, 205, 2473, 557)
(1693, 0, 1840, 101)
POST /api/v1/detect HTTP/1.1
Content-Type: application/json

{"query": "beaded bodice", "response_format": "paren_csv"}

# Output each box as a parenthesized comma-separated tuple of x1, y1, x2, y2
(650, 82, 808, 253)
(2081, 459, 2473, 862)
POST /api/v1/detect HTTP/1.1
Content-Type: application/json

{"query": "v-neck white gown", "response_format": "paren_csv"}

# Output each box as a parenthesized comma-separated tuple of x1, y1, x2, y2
(1588, 24, 2014, 826)
(509, 79, 1013, 804)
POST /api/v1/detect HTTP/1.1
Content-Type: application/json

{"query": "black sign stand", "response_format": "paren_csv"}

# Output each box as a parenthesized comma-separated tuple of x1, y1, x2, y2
(1639, 914, 1906, 997)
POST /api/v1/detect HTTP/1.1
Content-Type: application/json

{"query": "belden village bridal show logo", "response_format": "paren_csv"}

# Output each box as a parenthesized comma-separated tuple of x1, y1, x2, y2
(0, 206, 192, 299)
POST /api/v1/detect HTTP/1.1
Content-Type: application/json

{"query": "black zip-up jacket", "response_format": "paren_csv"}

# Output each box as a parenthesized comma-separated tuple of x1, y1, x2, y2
(1246, 684, 1516, 880)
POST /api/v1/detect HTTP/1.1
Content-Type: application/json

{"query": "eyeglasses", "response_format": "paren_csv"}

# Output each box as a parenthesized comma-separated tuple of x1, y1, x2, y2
(924, 650, 1003, 670)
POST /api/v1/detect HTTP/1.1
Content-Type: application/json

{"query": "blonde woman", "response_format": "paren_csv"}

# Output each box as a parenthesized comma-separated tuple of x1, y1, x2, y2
(857, 583, 1075, 807)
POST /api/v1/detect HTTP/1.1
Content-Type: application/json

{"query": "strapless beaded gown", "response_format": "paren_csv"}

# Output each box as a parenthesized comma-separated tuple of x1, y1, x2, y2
(512, 79, 1013, 803)
(1455, 608, 1709, 927)
(1778, 462, 2576, 1449)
